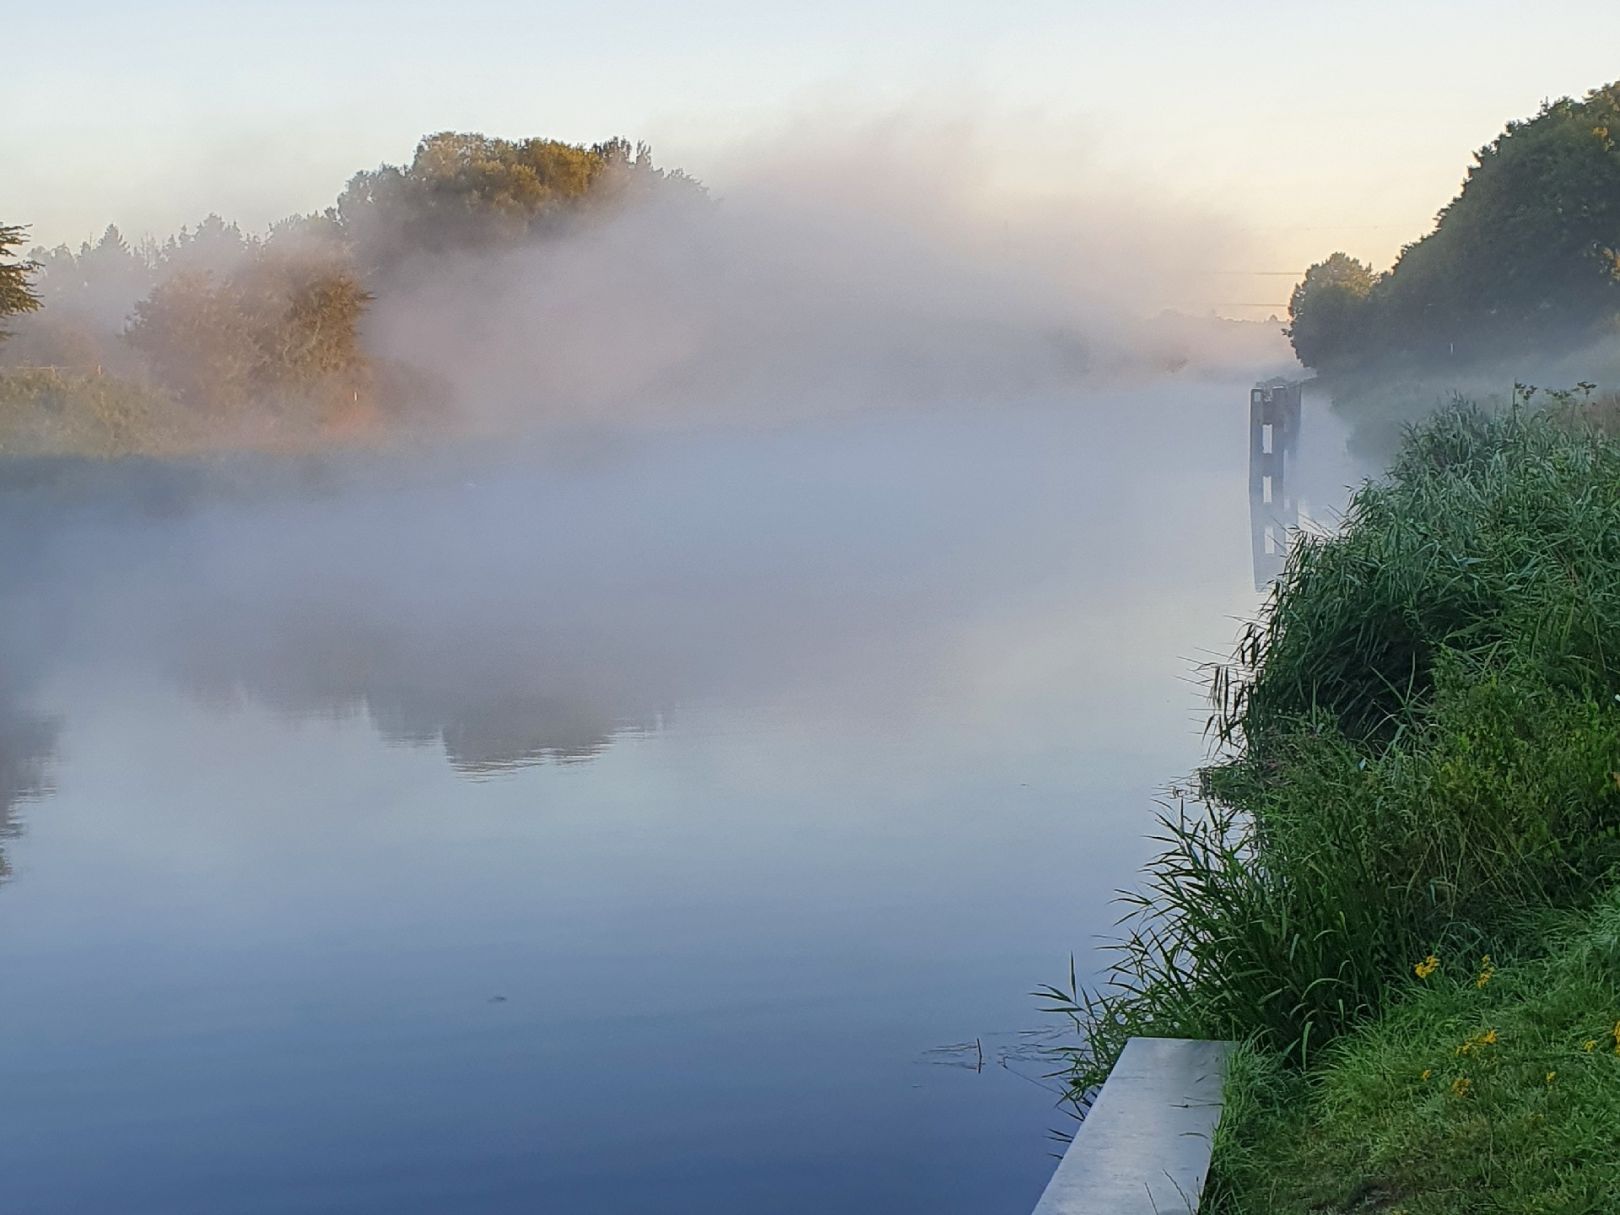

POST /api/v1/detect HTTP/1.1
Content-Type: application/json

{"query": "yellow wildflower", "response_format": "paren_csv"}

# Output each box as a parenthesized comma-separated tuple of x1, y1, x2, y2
(1584, 1039, 1598, 1052)
(1415, 954, 1440, 980)
(1546, 1071, 1558, 1085)
(1475, 955, 1495, 988)
(1451, 1076, 1472, 1098)
(1420, 1068, 1432, 1081)
(1480, 1028, 1498, 1046)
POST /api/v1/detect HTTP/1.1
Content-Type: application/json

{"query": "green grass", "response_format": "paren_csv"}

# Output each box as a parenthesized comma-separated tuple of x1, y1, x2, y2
(1211, 892, 1620, 1213)
(1219, 400, 1620, 750)
(1046, 400, 1620, 1208)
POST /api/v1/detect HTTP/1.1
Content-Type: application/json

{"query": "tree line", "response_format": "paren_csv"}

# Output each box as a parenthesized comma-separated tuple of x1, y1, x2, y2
(1288, 82, 1620, 374)
(0, 133, 704, 452)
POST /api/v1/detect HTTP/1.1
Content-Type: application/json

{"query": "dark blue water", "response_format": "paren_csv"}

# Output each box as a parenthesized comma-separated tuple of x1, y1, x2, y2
(0, 389, 1273, 1214)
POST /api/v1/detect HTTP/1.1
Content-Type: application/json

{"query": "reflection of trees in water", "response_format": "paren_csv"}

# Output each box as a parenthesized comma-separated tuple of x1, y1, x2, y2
(0, 711, 61, 879)
(378, 691, 642, 772)
(174, 612, 664, 776)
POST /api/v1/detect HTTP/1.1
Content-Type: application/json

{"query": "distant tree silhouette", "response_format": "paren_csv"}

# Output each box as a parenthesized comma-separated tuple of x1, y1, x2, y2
(1290, 82, 1620, 370)
(1287, 253, 1375, 370)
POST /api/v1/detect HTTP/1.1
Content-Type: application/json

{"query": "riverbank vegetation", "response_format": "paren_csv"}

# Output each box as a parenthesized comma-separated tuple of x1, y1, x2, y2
(1286, 80, 1620, 456)
(0, 134, 702, 456)
(1290, 82, 1620, 374)
(1047, 401, 1620, 1211)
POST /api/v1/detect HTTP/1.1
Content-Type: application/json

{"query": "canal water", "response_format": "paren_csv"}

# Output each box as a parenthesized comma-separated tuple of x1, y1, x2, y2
(0, 385, 1351, 1214)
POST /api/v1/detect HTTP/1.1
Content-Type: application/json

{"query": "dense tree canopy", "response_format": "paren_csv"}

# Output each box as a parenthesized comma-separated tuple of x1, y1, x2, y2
(126, 246, 371, 419)
(1286, 253, 1374, 369)
(0, 130, 705, 450)
(1290, 82, 1620, 370)
(335, 132, 704, 272)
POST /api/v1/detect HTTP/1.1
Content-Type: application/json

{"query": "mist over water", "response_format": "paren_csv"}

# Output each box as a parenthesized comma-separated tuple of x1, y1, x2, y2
(0, 378, 1358, 1215)
(0, 105, 1346, 1215)
(352, 117, 1294, 434)
(14, 18, 1620, 1211)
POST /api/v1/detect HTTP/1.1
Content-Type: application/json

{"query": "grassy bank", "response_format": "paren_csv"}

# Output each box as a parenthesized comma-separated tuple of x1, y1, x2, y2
(1215, 895, 1620, 1212)
(0, 365, 421, 458)
(0, 367, 186, 457)
(1049, 402, 1620, 1212)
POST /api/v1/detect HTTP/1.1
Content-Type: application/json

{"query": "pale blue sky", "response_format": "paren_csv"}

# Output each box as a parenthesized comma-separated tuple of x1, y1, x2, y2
(7, 0, 1617, 299)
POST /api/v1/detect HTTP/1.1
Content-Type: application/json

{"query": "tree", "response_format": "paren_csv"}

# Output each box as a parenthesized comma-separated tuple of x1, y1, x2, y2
(1291, 81, 1620, 370)
(27, 224, 156, 333)
(233, 245, 373, 408)
(0, 224, 42, 341)
(125, 271, 259, 410)
(334, 131, 706, 274)
(9, 127, 706, 446)
(125, 244, 373, 420)
(1287, 253, 1375, 369)
(158, 214, 253, 278)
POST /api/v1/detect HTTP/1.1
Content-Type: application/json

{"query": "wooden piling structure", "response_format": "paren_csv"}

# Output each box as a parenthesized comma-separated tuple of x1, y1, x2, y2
(1249, 379, 1302, 589)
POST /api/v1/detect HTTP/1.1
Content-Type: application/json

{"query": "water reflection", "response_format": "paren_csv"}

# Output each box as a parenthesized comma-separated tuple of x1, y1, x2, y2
(0, 708, 59, 877)
(7, 403, 1223, 787)
(0, 384, 1319, 858)
(0, 382, 1352, 811)
(174, 612, 660, 774)
(0, 391, 1299, 1215)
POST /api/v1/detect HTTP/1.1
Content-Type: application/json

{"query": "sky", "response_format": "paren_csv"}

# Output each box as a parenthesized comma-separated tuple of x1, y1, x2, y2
(7, 0, 1618, 316)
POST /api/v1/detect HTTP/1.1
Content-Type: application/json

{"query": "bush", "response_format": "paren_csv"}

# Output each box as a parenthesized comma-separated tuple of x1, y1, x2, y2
(0, 367, 183, 457)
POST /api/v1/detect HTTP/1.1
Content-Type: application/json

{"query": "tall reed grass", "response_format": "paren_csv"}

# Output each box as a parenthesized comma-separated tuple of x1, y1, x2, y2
(1046, 402, 1620, 1089)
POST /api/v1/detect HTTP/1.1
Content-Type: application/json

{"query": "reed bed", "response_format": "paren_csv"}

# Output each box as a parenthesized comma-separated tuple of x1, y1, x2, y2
(1045, 401, 1620, 1211)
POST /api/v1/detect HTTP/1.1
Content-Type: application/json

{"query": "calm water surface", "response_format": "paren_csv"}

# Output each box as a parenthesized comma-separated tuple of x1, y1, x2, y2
(0, 388, 1331, 1214)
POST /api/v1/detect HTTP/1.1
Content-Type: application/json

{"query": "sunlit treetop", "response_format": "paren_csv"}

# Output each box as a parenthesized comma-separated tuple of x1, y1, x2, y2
(333, 131, 708, 273)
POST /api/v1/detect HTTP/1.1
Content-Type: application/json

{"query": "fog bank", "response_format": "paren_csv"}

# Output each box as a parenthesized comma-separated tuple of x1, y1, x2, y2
(364, 115, 1293, 435)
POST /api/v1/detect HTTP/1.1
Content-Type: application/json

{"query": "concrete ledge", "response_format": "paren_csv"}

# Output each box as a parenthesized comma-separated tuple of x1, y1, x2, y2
(1031, 1037, 1232, 1215)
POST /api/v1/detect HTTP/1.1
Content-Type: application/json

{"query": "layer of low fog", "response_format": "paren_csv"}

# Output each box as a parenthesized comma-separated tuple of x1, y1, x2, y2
(8, 111, 1297, 446)
(0, 384, 1304, 821)
(366, 116, 1293, 434)
(0, 112, 1320, 850)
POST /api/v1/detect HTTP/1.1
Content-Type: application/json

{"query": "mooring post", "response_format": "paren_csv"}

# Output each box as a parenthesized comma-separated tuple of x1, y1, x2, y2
(1249, 380, 1302, 589)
